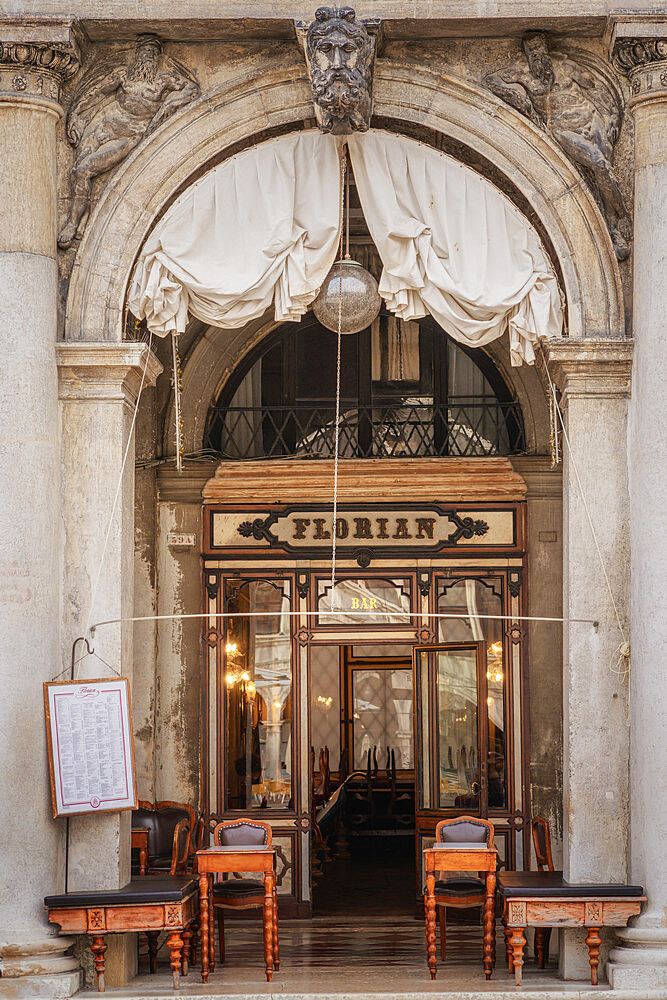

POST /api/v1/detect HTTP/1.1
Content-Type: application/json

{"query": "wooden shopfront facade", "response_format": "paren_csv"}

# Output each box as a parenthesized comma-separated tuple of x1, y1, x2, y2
(199, 459, 532, 915)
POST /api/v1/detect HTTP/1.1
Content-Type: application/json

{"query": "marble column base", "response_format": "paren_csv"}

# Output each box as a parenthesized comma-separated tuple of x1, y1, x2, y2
(0, 936, 81, 997)
(608, 927, 667, 990)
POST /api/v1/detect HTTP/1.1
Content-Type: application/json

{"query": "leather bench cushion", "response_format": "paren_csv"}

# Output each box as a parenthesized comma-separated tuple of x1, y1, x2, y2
(213, 879, 265, 899)
(434, 877, 485, 897)
(498, 871, 644, 898)
(45, 876, 197, 909)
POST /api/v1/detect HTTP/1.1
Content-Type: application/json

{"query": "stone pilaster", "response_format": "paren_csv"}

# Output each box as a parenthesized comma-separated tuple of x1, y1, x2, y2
(57, 343, 162, 987)
(542, 338, 632, 980)
(608, 20, 667, 991)
(0, 20, 82, 997)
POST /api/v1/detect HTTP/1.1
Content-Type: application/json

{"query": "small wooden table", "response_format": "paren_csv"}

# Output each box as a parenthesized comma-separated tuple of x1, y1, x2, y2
(196, 845, 277, 983)
(498, 871, 646, 986)
(131, 828, 149, 875)
(423, 843, 497, 981)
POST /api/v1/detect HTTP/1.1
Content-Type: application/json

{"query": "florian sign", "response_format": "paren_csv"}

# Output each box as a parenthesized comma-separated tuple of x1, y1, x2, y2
(207, 504, 518, 562)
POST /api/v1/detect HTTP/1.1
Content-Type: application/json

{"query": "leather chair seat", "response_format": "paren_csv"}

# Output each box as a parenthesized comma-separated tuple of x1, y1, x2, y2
(45, 876, 197, 908)
(213, 878, 265, 898)
(498, 871, 645, 898)
(434, 877, 485, 897)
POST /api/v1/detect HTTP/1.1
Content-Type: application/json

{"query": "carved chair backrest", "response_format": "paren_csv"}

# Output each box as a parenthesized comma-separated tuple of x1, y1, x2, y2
(532, 815, 554, 871)
(170, 819, 191, 875)
(435, 816, 494, 846)
(135, 800, 196, 860)
(435, 815, 494, 879)
(213, 818, 272, 848)
(194, 812, 222, 851)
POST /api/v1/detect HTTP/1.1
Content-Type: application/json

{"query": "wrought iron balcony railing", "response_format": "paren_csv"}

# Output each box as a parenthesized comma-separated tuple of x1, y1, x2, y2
(204, 400, 524, 460)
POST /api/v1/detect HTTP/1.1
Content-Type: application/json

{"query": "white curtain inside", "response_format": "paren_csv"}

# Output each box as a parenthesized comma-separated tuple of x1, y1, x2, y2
(128, 131, 342, 337)
(129, 128, 563, 365)
(346, 131, 562, 366)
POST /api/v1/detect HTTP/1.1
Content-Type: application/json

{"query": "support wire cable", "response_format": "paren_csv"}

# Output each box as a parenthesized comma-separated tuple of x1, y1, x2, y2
(79, 331, 154, 674)
(89, 609, 600, 633)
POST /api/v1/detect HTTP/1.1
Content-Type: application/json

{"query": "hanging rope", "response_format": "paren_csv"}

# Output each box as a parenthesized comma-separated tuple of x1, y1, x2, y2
(330, 151, 347, 613)
(548, 379, 561, 469)
(172, 333, 184, 474)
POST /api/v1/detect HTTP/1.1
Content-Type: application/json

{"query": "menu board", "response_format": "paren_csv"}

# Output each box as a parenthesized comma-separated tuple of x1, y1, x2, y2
(44, 678, 137, 818)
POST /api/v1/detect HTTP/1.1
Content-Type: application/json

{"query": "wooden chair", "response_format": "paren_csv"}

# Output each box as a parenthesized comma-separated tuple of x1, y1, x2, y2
(388, 749, 413, 829)
(431, 816, 495, 963)
(532, 815, 555, 967)
(132, 800, 197, 873)
(144, 819, 193, 974)
(211, 819, 279, 970)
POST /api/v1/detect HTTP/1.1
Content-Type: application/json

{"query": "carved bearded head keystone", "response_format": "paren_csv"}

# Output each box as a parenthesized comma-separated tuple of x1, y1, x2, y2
(305, 6, 375, 134)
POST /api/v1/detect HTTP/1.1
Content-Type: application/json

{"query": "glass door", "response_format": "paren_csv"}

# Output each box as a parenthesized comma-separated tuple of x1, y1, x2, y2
(414, 643, 488, 817)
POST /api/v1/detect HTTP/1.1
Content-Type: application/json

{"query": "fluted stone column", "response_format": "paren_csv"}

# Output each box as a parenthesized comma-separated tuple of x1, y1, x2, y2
(543, 339, 632, 980)
(0, 22, 82, 997)
(57, 343, 162, 987)
(607, 23, 667, 990)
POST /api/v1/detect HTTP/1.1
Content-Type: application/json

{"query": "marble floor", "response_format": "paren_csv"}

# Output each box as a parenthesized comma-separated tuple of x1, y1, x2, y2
(80, 917, 661, 1000)
(84, 845, 661, 999)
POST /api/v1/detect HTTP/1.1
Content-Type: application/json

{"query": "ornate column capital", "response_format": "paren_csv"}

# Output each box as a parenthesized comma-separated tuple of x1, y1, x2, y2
(541, 337, 633, 400)
(0, 19, 83, 110)
(609, 18, 667, 110)
(57, 342, 163, 406)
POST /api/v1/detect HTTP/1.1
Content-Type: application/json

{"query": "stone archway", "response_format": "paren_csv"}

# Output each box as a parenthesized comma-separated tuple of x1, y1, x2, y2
(64, 56, 624, 346)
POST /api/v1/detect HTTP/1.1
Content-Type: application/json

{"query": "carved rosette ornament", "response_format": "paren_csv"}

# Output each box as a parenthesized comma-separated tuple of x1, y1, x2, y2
(612, 37, 667, 106)
(301, 6, 382, 134)
(0, 37, 81, 105)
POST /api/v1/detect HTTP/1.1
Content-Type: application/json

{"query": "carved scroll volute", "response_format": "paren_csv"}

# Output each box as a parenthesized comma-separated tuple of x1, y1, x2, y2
(298, 6, 383, 135)
(0, 24, 82, 106)
(611, 34, 667, 104)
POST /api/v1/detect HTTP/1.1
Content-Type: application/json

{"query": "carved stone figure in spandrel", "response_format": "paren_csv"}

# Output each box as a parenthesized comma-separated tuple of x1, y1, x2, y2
(58, 34, 199, 249)
(305, 6, 376, 134)
(485, 32, 631, 260)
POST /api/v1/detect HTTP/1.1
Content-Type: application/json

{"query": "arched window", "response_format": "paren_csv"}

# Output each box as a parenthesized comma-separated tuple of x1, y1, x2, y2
(204, 313, 524, 459)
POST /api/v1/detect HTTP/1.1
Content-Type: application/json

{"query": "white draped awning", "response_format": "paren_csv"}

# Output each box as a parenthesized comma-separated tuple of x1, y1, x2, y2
(347, 131, 563, 366)
(129, 128, 563, 365)
(128, 131, 342, 337)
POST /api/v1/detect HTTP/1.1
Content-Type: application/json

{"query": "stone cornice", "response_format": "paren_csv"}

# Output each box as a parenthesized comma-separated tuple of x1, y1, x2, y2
(0, 19, 84, 105)
(57, 342, 163, 404)
(156, 461, 219, 503)
(541, 337, 633, 399)
(510, 456, 562, 501)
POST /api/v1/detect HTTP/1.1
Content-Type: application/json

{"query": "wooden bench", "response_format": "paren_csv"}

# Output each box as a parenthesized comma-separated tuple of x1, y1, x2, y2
(498, 871, 646, 986)
(45, 875, 199, 991)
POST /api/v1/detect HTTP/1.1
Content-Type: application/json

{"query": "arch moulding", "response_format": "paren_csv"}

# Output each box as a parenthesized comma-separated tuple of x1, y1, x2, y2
(64, 56, 624, 345)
